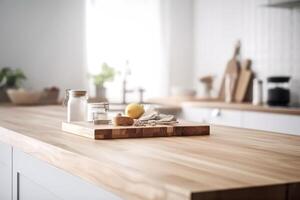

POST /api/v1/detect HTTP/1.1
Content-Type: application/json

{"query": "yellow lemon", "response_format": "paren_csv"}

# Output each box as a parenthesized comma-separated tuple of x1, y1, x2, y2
(125, 103, 145, 119)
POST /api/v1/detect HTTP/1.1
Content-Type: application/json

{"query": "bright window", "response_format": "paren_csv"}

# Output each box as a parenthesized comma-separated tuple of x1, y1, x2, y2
(86, 0, 166, 102)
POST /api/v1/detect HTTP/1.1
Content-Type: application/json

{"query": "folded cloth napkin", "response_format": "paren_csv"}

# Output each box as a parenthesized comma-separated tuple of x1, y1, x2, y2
(157, 113, 176, 122)
(137, 109, 177, 126)
(138, 109, 159, 121)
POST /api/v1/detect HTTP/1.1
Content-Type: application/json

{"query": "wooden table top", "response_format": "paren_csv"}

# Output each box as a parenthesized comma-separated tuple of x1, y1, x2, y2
(0, 105, 300, 200)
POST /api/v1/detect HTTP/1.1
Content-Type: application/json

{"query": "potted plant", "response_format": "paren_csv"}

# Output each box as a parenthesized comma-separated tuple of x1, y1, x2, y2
(89, 63, 117, 98)
(0, 67, 26, 102)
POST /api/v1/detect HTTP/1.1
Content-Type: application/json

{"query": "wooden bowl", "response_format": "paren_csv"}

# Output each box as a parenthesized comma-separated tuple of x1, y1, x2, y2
(7, 89, 43, 105)
(112, 116, 134, 126)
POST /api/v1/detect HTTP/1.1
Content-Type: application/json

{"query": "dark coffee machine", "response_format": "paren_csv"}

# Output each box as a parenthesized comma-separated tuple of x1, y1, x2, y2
(267, 76, 290, 106)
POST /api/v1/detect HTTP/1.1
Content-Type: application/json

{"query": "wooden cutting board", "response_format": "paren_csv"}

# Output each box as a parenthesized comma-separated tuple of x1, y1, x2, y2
(234, 59, 253, 102)
(62, 121, 210, 139)
(219, 41, 241, 100)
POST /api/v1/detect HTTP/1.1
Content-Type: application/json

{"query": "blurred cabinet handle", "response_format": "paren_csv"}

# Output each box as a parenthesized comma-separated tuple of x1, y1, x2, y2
(211, 109, 221, 117)
(200, 119, 207, 123)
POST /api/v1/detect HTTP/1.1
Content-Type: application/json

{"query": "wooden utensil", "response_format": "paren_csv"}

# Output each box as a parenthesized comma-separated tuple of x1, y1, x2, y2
(218, 41, 241, 101)
(234, 59, 253, 102)
(199, 75, 214, 98)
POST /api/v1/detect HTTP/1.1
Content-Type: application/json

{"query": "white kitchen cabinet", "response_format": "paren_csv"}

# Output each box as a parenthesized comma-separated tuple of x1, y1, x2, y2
(243, 111, 300, 135)
(209, 109, 243, 127)
(0, 142, 12, 200)
(13, 148, 121, 200)
(180, 107, 211, 123)
(16, 174, 59, 200)
(182, 106, 300, 135)
(181, 106, 243, 127)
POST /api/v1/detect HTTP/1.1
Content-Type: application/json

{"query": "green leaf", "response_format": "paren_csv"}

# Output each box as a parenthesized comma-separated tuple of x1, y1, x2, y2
(88, 63, 117, 87)
(0, 67, 26, 88)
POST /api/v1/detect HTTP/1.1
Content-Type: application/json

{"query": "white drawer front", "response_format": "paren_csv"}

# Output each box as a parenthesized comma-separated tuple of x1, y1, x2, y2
(243, 111, 300, 135)
(181, 106, 243, 128)
(0, 142, 12, 200)
(180, 107, 211, 123)
(13, 149, 122, 200)
(209, 109, 243, 128)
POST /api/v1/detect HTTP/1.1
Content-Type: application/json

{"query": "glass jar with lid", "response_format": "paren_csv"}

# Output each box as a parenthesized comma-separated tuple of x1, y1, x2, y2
(267, 76, 291, 106)
(65, 90, 88, 122)
(87, 102, 109, 122)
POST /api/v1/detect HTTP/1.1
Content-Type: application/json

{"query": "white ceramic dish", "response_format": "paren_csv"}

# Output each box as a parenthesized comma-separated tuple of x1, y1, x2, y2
(171, 87, 196, 97)
(7, 89, 43, 105)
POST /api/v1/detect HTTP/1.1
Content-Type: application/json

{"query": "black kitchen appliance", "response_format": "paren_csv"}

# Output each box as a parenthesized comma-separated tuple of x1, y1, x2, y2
(267, 76, 290, 106)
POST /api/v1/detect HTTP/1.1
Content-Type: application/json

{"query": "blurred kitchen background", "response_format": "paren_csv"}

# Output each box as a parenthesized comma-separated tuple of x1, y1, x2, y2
(1, 0, 300, 134)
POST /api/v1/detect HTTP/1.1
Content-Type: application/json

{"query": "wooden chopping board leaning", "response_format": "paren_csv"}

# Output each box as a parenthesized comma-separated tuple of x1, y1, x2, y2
(218, 41, 241, 101)
(234, 59, 253, 102)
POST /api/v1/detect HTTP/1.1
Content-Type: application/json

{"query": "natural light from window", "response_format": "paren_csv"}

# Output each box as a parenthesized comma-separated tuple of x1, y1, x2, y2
(86, 0, 166, 102)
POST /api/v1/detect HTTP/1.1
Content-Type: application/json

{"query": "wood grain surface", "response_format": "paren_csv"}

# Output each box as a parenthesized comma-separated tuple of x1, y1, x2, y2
(234, 59, 253, 102)
(0, 105, 300, 200)
(62, 121, 210, 139)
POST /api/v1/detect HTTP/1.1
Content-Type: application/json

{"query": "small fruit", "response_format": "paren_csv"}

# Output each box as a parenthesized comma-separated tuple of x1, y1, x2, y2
(125, 103, 145, 119)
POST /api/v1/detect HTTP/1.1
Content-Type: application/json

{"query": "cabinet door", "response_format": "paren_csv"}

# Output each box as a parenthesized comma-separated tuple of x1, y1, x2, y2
(0, 142, 12, 200)
(16, 173, 58, 200)
(180, 106, 211, 123)
(209, 109, 243, 127)
(13, 149, 122, 200)
(181, 106, 243, 128)
(243, 111, 300, 135)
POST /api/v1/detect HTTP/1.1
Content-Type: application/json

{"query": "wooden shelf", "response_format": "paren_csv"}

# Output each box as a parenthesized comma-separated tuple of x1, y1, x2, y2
(183, 101, 300, 116)
(264, 0, 300, 8)
(148, 97, 300, 116)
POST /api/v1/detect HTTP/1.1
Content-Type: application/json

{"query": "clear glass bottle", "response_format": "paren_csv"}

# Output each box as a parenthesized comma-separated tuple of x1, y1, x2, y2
(66, 90, 88, 122)
(252, 78, 263, 105)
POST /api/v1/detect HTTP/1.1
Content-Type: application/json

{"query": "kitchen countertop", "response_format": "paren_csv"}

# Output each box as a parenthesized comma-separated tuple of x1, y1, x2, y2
(0, 105, 300, 200)
(148, 97, 300, 116)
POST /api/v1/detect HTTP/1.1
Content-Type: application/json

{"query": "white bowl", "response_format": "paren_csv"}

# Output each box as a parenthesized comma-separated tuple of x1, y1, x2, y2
(7, 89, 43, 105)
(171, 87, 196, 97)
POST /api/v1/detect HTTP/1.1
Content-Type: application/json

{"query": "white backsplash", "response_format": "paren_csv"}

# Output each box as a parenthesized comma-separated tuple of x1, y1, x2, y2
(193, 0, 300, 104)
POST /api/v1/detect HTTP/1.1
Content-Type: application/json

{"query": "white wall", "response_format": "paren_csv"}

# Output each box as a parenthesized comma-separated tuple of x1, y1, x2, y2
(161, 0, 194, 94)
(3, 0, 298, 103)
(0, 0, 87, 93)
(193, 0, 300, 104)
(0, 0, 194, 99)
